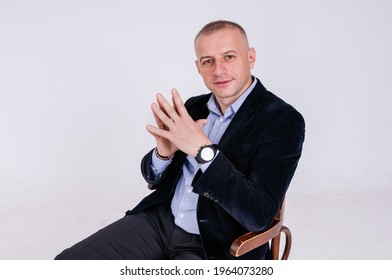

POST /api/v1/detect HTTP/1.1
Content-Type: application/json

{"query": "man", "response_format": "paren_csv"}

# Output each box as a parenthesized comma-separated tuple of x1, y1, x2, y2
(55, 20, 305, 260)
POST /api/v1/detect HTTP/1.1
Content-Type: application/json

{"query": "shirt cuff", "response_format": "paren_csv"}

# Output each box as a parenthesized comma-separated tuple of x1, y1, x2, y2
(151, 148, 172, 178)
(199, 150, 219, 172)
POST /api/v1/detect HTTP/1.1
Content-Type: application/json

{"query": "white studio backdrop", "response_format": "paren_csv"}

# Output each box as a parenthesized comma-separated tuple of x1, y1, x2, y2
(0, 0, 391, 259)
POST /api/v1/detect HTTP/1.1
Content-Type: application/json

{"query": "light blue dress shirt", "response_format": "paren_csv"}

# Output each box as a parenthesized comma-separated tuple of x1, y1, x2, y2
(151, 78, 257, 234)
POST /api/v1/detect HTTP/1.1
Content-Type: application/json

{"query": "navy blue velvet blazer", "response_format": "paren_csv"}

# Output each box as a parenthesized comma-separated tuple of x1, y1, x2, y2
(130, 78, 305, 259)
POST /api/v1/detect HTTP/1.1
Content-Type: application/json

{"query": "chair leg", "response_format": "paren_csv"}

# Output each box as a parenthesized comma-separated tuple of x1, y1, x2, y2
(270, 226, 292, 260)
(280, 226, 292, 260)
(270, 234, 281, 260)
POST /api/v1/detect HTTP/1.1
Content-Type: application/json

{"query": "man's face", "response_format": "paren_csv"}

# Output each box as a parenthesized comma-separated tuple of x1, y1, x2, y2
(195, 28, 256, 112)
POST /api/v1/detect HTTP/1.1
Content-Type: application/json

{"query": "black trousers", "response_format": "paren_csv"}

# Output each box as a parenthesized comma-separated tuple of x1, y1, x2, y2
(55, 202, 205, 260)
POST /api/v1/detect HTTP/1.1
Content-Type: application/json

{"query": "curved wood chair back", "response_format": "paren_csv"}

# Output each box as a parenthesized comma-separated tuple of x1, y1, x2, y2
(230, 199, 292, 260)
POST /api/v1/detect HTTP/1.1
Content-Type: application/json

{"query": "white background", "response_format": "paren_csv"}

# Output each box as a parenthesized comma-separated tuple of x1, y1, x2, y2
(0, 0, 391, 259)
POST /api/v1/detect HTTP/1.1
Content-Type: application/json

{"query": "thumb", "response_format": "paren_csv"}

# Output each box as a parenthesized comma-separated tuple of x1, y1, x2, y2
(196, 119, 208, 129)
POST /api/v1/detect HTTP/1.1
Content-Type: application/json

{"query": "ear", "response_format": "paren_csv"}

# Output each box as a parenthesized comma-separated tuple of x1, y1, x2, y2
(248, 47, 256, 69)
(195, 60, 201, 74)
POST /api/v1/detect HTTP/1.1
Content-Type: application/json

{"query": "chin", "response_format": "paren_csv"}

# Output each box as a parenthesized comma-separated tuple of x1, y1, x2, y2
(213, 87, 235, 97)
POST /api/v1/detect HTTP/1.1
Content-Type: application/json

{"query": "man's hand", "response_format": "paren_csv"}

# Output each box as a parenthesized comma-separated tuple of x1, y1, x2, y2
(146, 88, 211, 157)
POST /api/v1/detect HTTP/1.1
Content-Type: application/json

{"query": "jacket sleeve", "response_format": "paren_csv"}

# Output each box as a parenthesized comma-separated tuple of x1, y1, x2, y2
(140, 149, 160, 185)
(141, 148, 187, 189)
(192, 108, 305, 232)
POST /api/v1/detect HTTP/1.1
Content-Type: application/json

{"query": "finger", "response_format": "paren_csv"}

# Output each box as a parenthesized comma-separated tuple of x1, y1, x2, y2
(195, 119, 208, 129)
(152, 107, 165, 129)
(156, 93, 171, 118)
(146, 124, 159, 138)
(171, 88, 191, 119)
(171, 88, 181, 114)
(171, 89, 179, 114)
(151, 103, 175, 129)
(156, 93, 179, 122)
(146, 124, 172, 141)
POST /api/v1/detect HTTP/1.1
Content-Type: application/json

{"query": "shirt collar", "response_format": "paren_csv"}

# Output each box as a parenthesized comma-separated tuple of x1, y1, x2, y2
(207, 76, 257, 118)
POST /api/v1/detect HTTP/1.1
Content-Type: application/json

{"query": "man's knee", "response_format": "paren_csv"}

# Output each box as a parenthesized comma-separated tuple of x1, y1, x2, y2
(54, 249, 74, 260)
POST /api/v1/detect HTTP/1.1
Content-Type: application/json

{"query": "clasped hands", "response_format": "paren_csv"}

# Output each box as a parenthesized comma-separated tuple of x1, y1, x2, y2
(146, 88, 212, 158)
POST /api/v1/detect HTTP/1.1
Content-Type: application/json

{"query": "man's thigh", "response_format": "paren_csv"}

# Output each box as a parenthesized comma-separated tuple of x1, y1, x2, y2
(55, 210, 167, 260)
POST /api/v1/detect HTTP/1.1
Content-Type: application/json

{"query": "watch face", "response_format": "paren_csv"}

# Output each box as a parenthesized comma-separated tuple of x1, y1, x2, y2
(201, 147, 215, 161)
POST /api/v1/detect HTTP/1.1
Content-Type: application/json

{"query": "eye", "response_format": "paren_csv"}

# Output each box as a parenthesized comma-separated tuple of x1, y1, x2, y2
(202, 58, 214, 65)
(225, 54, 235, 60)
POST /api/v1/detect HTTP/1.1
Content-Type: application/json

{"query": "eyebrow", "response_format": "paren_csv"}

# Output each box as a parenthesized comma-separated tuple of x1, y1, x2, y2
(199, 56, 213, 63)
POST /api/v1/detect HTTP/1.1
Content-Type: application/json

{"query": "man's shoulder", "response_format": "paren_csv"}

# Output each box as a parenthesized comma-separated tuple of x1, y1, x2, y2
(245, 79, 297, 112)
(183, 92, 212, 119)
(247, 79, 304, 125)
(185, 92, 212, 107)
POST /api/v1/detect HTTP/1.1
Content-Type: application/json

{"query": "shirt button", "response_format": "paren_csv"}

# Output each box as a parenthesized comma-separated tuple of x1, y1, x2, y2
(187, 187, 192, 193)
(179, 213, 184, 218)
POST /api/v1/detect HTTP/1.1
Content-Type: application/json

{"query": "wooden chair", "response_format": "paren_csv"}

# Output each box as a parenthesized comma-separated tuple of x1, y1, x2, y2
(230, 199, 292, 260)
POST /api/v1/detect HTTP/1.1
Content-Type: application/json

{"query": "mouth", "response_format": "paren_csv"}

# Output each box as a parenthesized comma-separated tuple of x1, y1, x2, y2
(213, 79, 233, 88)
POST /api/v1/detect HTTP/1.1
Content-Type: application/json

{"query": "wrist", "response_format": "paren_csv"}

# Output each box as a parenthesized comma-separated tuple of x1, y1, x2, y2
(195, 144, 218, 164)
(192, 141, 213, 157)
(155, 148, 174, 161)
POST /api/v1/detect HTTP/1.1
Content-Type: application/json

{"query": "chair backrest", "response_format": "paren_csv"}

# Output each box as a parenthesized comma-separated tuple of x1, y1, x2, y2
(230, 199, 292, 259)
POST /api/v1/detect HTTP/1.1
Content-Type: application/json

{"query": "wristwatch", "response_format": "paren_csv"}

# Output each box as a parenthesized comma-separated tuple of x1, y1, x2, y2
(195, 144, 218, 164)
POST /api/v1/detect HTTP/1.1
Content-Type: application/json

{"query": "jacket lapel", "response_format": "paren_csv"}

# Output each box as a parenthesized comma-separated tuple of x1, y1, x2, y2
(218, 80, 266, 151)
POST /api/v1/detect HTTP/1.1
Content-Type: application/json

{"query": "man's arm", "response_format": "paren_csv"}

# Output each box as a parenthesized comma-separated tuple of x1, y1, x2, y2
(146, 89, 210, 157)
(192, 108, 305, 232)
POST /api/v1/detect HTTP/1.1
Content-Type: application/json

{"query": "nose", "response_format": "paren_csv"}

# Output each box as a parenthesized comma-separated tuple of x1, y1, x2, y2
(213, 60, 227, 76)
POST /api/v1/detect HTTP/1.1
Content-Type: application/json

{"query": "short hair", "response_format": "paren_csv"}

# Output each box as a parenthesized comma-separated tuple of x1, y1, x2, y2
(194, 20, 248, 45)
